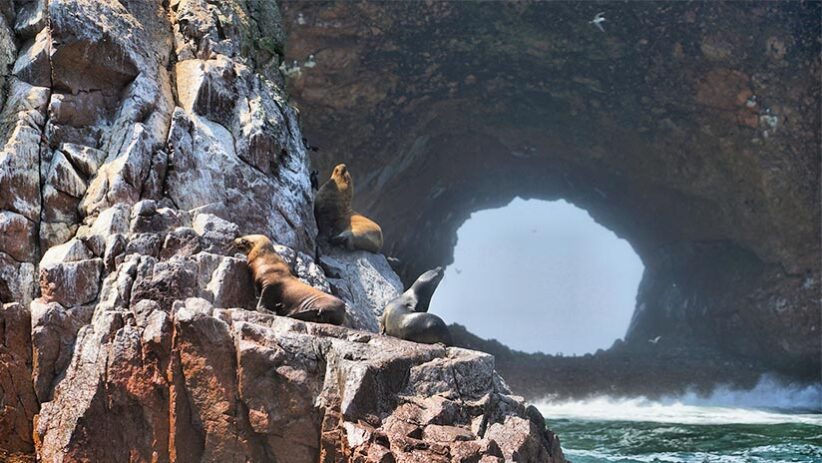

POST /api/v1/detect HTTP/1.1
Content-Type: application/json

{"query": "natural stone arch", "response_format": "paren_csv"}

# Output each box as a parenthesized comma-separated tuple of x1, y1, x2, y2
(281, 1, 821, 378)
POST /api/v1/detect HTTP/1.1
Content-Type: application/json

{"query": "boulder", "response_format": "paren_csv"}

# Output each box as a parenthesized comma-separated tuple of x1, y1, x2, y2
(319, 248, 404, 332)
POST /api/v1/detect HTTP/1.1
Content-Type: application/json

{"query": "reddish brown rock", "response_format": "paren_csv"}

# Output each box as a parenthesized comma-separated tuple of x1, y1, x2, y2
(0, 303, 38, 460)
(30, 299, 93, 402)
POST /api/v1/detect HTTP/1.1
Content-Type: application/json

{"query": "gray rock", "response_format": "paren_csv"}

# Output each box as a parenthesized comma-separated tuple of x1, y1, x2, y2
(192, 212, 240, 249)
(0, 210, 36, 262)
(39, 258, 103, 307)
(60, 143, 107, 178)
(319, 248, 404, 332)
(12, 28, 50, 86)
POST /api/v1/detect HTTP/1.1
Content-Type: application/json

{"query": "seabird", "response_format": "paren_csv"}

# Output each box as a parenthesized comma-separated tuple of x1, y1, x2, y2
(648, 335, 662, 344)
(590, 12, 607, 32)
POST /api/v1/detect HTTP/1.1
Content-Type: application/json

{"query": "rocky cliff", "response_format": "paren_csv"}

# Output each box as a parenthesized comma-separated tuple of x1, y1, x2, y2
(0, 1, 565, 461)
(281, 1, 820, 379)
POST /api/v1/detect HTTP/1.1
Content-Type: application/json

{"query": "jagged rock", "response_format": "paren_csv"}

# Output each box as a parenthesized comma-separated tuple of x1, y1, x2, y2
(77, 204, 130, 241)
(46, 150, 87, 198)
(319, 248, 404, 332)
(0, 85, 44, 222)
(80, 123, 155, 215)
(207, 257, 256, 309)
(40, 238, 92, 264)
(60, 143, 107, 177)
(0, 253, 36, 306)
(175, 56, 237, 127)
(192, 212, 239, 250)
(273, 243, 332, 292)
(38, 222, 77, 254)
(30, 299, 94, 402)
(160, 226, 202, 259)
(0, 303, 38, 458)
(39, 239, 103, 307)
(166, 107, 314, 253)
(14, 0, 45, 39)
(0, 210, 35, 262)
(48, 0, 140, 94)
(48, 92, 109, 128)
(12, 28, 50, 87)
(485, 416, 555, 462)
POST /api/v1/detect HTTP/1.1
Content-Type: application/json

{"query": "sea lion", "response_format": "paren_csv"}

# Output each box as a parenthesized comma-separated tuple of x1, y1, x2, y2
(314, 163, 383, 253)
(232, 234, 346, 325)
(380, 266, 453, 345)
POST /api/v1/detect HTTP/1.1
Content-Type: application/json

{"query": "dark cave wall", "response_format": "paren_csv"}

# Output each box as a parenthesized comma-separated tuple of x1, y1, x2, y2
(280, 0, 821, 376)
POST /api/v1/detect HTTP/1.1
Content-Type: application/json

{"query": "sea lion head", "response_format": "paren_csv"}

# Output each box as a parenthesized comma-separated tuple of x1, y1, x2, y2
(411, 266, 444, 312)
(331, 163, 352, 190)
(416, 266, 444, 287)
(231, 234, 272, 255)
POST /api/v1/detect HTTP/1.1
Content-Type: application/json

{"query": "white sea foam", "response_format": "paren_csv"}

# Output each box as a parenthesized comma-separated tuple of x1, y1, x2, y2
(535, 375, 822, 425)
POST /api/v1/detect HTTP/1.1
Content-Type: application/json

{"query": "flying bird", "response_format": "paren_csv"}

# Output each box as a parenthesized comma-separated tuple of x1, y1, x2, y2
(648, 336, 662, 345)
(590, 12, 607, 32)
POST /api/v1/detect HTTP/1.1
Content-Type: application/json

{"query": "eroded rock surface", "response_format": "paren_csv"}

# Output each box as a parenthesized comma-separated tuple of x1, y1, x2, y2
(0, 0, 563, 461)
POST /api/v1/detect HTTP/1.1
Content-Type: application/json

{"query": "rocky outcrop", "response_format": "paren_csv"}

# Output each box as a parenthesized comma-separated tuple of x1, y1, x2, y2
(0, 0, 565, 461)
(281, 2, 821, 378)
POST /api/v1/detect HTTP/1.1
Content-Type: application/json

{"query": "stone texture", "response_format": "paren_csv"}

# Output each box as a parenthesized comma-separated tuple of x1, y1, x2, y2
(0, 303, 38, 458)
(60, 143, 107, 178)
(320, 248, 404, 332)
(12, 27, 50, 87)
(0, 211, 36, 262)
(29, 299, 93, 402)
(0, 253, 36, 307)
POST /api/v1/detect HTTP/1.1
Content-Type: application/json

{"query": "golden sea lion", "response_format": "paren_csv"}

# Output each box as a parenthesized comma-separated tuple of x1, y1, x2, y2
(314, 163, 383, 253)
(232, 234, 346, 325)
(380, 267, 452, 345)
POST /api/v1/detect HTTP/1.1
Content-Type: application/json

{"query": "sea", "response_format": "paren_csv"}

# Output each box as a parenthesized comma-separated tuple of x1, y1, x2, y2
(535, 376, 822, 463)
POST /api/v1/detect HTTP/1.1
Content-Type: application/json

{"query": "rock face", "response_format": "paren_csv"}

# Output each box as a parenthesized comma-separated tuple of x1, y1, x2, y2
(281, 2, 821, 378)
(0, 1, 564, 461)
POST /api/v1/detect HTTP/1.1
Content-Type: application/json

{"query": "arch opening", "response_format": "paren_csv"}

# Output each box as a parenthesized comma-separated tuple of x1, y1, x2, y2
(431, 198, 644, 355)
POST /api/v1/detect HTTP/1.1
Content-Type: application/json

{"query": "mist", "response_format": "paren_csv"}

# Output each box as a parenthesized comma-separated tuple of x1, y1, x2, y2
(430, 198, 644, 355)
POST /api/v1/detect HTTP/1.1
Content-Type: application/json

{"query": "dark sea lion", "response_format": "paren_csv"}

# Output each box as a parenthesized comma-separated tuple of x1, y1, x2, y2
(232, 234, 346, 325)
(380, 267, 452, 345)
(314, 163, 383, 253)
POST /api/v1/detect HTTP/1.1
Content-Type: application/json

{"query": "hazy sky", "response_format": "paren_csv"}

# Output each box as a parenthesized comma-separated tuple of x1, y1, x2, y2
(430, 198, 644, 355)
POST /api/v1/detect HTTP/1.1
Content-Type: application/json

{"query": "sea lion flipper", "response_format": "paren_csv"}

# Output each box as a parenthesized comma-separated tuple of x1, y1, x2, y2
(257, 284, 279, 314)
(329, 231, 351, 248)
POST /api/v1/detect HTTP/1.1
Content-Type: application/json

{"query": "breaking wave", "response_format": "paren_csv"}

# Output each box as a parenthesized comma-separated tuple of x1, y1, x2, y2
(535, 376, 822, 463)
(534, 375, 822, 425)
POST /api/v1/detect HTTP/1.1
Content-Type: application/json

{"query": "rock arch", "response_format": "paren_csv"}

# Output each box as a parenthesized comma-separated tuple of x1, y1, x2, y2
(282, 1, 821, 377)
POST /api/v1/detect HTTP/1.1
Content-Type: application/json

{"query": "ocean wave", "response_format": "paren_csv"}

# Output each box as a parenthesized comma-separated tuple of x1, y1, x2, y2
(674, 375, 822, 412)
(535, 375, 822, 425)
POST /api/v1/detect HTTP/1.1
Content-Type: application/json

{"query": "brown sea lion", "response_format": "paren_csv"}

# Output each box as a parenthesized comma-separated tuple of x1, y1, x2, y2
(232, 234, 346, 325)
(380, 266, 452, 345)
(314, 163, 383, 253)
